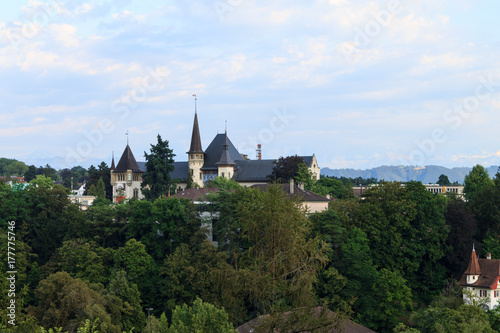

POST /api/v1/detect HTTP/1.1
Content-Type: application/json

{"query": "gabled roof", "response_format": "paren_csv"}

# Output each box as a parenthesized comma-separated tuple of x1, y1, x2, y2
(460, 250, 500, 289)
(201, 133, 243, 171)
(187, 112, 204, 154)
(137, 161, 189, 182)
(251, 184, 330, 202)
(115, 145, 143, 173)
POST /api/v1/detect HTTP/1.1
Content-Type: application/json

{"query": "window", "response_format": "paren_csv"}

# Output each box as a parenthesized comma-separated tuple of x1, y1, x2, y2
(480, 290, 488, 297)
(495, 291, 500, 298)
(133, 188, 139, 199)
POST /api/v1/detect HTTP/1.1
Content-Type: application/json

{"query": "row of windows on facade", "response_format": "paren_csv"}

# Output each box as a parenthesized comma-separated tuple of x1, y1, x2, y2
(427, 187, 460, 194)
(115, 173, 141, 182)
(476, 289, 500, 298)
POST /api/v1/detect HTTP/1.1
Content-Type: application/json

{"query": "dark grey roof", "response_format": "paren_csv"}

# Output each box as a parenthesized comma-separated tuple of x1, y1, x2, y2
(216, 132, 236, 166)
(232, 159, 275, 182)
(115, 145, 143, 173)
(201, 134, 243, 171)
(299, 155, 313, 167)
(187, 112, 204, 154)
(137, 161, 189, 182)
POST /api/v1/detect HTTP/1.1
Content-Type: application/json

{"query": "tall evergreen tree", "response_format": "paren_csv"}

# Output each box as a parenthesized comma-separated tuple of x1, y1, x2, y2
(141, 135, 177, 200)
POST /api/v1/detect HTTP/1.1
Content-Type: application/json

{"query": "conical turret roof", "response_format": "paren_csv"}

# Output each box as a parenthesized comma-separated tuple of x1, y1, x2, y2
(115, 145, 143, 173)
(465, 246, 481, 275)
(187, 112, 204, 154)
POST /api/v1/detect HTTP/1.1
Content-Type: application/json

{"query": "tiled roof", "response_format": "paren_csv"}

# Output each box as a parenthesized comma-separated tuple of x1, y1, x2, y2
(251, 184, 330, 202)
(465, 249, 481, 275)
(460, 255, 500, 289)
(115, 145, 143, 173)
(171, 187, 222, 201)
(236, 307, 376, 333)
(187, 112, 204, 154)
(201, 133, 243, 171)
(137, 161, 189, 182)
(233, 159, 275, 182)
(215, 132, 236, 166)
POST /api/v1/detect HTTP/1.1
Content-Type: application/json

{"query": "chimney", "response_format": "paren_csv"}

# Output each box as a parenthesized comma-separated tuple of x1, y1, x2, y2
(290, 178, 294, 194)
(487, 253, 492, 259)
(298, 182, 304, 190)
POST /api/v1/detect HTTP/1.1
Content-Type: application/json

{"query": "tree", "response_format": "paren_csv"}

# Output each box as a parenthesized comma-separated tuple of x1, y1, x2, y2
(24, 165, 38, 182)
(168, 297, 237, 333)
(437, 174, 452, 186)
(204, 176, 241, 190)
(29, 272, 118, 333)
(312, 177, 345, 198)
(95, 178, 106, 199)
(235, 185, 335, 331)
(268, 155, 305, 182)
(141, 135, 177, 200)
(30, 175, 54, 188)
(295, 162, 315, 190)
(463, 164, 493, 203)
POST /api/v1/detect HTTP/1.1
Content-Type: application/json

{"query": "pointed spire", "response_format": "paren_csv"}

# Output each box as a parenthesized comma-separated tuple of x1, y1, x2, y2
(115, 144, 143, 173)
(111, 151, 116, 170)
(465, 244, 481, 275)
(187, 96, 204, 154)
(216, 122, 235, 166)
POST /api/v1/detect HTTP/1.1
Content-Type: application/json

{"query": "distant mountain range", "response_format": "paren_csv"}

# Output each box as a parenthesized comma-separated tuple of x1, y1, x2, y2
(320, 165, 500, 184)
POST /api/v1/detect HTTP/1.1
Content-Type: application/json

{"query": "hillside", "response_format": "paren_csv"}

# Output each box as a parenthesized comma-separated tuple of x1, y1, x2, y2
(320, 165, 500, 184)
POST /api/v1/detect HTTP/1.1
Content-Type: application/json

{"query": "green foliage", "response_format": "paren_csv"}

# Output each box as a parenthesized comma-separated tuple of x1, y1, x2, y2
(413, 304, 494, 332)
(295, 162, 315, 190)
(168, 297, 237, 333)
(463, 164, 493, 204)
(437, 174, 451, 186)
(30, 175, 54, 188)
(24, 165, 38, 182)
(160, 240, 243, 321)
(95, 178, 106, 198)
(30, 272, 119, 333)
(312, 177, 344, 198)
(114, 239, 159, 310)
(236, 185, 332, 327)
(441, 198, 478, 280)
(0, 158, 29, 176)
(141, 134, 177, 200)
(268, 155, 305, 182)
(41, 239, 115, 285)
(204, 176, 241, 190)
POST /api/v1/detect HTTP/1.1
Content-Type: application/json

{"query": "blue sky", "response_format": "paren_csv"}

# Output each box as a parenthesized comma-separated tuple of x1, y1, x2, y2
(1, 0, 500, 170)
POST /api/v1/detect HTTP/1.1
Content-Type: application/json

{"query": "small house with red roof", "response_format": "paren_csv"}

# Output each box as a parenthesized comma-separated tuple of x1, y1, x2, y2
(460, 246, 500, 310)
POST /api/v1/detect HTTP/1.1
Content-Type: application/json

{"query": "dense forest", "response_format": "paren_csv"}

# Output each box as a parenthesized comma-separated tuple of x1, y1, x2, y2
(2, 158, 500, 332)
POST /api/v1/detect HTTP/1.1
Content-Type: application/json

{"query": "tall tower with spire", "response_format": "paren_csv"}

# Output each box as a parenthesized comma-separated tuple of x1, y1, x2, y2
(216, 124, 236, 180)
(187, 95, 205, 187)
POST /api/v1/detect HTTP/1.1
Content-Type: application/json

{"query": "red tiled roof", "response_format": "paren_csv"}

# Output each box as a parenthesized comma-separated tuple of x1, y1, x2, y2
(460, 253, 500, 289)
(171, 187, 222, 201)
(464, 249, 481, 275)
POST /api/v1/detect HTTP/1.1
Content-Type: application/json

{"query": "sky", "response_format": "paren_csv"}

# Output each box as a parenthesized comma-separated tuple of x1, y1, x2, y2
(1, 0, 500, 170)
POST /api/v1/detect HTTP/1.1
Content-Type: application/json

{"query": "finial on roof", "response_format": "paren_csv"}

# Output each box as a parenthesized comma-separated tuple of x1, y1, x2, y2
(193, 94, 197, 114)
(473, 243, 476, 252)
(111, 151, 116, 170)
(126, 130, 129, 146)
